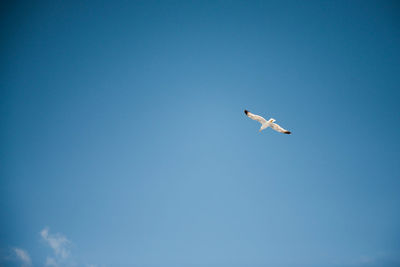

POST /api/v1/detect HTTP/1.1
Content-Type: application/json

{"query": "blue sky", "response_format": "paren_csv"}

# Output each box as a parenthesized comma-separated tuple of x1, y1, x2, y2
(1, 1, 400, 266)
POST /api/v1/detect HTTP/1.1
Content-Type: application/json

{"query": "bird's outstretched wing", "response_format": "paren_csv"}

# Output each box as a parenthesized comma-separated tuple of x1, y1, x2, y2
(270, 123, 291, 134)
(244, 110, 267, 124)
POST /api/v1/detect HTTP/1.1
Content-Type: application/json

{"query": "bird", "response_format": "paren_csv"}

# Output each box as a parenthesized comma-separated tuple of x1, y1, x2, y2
(244, 110, 291, 134)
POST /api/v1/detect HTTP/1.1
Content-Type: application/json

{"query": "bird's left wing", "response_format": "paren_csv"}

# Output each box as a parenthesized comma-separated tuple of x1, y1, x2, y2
(244, 110, 267, 124)
(270, 123, 291, 134)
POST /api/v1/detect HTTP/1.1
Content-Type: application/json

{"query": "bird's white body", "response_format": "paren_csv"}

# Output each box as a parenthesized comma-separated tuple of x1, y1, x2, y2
(244, 110, 291, 134)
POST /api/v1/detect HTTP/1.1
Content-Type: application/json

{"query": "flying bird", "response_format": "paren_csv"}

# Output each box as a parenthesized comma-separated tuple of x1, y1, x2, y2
(244, 110, 291, 134)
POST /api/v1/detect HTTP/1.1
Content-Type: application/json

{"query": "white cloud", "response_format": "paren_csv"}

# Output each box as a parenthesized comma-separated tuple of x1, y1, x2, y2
(40, 227, 79, 267)
(6, 227, 96, 267)
(353, 251, 400, 266)
(40, 227, 71, 259)
(45, 257, 58, 267)
(14, 248, 32, 266)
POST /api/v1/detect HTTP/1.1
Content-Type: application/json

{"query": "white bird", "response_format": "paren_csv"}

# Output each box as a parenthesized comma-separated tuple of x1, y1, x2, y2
(244, 110, 291, 134)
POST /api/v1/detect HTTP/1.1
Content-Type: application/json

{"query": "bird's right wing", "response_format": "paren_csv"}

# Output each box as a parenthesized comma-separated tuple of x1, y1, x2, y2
(270, 123, 291, 134)
(244, 110, 267, 124)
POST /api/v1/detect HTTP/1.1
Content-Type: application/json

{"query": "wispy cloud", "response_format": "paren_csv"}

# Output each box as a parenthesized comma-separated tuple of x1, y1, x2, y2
(13, 248, 32, 266)
(40, 227, 75, 267)
(45, 256, 58, 267)
(6, 227, 96, 267)
(353, 251, 400, 266)
(40, 227, 71, 260)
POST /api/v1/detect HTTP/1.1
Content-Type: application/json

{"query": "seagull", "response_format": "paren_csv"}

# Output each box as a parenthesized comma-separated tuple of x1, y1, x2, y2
(244, 110, 291, 134)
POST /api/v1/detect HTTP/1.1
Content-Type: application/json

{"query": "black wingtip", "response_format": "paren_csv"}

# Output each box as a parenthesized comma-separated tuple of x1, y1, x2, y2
(244, 110, 249, 115)
(284, 131, 292, 134)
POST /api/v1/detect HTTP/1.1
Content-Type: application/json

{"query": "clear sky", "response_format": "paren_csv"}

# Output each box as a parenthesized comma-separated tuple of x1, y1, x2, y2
(1, 1, 400, 267)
